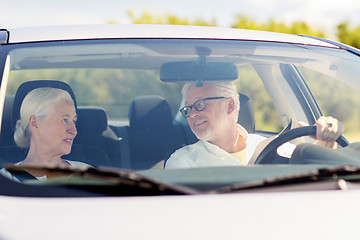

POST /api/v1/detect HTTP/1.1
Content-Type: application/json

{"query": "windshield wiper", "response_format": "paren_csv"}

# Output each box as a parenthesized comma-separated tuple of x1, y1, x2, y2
(211, 165, 360, 194)
(4, 164, 200, 196)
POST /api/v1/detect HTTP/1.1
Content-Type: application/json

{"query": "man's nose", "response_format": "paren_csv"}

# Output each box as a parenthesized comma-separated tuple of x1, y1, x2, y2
(188, 108, 199, 118)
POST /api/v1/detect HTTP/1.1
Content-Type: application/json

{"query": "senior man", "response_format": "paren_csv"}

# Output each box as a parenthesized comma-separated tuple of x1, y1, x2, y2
(165, 81, 344, 169)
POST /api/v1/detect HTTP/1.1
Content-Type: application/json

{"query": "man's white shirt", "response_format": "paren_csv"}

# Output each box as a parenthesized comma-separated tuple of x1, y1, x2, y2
(165, 124, 295, 169)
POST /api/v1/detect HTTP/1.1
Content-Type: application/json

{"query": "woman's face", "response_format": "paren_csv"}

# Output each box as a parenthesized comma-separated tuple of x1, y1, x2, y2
(33, 100, 77, 157)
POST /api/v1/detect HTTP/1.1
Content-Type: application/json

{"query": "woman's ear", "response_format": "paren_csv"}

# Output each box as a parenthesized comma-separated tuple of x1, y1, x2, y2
(29, 115, 39, 129)
(227, 97, 235, 114)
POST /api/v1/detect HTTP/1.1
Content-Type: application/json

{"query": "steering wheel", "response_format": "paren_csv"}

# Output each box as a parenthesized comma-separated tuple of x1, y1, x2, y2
(253, 126, 349, 164)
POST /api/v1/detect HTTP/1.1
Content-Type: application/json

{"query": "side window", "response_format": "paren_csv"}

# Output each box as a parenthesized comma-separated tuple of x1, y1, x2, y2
(236, 64, 282, 133)
(299, 67, 360, 142)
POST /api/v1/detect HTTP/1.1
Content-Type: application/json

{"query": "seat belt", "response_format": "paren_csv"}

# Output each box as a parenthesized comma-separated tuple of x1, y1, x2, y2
(117, 127, 131, 169)
(248, 121, 293, 165)
(248, 136, 277, 165)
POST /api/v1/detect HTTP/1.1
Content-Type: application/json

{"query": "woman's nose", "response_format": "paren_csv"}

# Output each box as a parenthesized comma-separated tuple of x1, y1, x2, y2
(68, 124, 77, 135)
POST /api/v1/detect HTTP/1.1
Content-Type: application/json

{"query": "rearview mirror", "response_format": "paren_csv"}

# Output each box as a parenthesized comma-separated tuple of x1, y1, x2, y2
(160, 61, 238, 82)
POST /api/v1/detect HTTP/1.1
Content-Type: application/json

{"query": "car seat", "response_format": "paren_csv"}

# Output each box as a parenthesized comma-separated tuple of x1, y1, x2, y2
(238, 93, 255, 133)
(127, 95, 187, 170)
(66, 106, 120, 167)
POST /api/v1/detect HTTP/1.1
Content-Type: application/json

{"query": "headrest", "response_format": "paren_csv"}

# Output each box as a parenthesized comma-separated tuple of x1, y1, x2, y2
(12, 80, 77, 131)
(129, 95, 172, 128)
(76, 106, 108, 134)
(238, 93, 255, 133)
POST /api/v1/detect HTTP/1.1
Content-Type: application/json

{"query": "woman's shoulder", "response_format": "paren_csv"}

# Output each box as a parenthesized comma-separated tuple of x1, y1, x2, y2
(0, 165, 22, 182)
(0, 167, 14, 178)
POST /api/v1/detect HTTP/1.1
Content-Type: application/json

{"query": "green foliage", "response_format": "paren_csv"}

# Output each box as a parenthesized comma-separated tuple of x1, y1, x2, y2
(299, 67, 360, 140)
(123, 11, 327, 38)
(125, 10, 360, 49)
(235, 65, 283, 132)
(126, 9, 216, 26)
(336, 22, 360, 49)
(231, 15, 325, 37)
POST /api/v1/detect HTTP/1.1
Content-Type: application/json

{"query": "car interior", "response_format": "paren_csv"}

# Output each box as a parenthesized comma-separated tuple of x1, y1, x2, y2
(0, 80, 257, 170)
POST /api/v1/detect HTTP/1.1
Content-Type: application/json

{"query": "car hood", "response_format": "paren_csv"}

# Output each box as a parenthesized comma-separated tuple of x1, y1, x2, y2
(0, 189, 359, 240)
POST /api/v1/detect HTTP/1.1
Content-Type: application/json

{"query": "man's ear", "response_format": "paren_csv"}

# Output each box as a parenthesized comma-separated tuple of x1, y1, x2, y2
(29, 115, 39, 129)
(227, 97, 235, 114)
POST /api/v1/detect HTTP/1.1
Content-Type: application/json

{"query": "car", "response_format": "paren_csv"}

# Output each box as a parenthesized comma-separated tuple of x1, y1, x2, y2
(1, 24, 360, 239)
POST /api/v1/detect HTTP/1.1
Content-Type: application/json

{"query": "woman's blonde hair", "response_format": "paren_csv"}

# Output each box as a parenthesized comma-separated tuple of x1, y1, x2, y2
(14, 87, 74, 148)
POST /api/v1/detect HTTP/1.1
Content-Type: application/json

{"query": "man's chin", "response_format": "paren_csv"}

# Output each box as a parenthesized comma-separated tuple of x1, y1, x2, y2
(194, 130, 212, 141)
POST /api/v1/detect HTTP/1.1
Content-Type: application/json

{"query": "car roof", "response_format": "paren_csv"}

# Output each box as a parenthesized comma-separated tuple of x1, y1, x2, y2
(3, 24, 339, 48)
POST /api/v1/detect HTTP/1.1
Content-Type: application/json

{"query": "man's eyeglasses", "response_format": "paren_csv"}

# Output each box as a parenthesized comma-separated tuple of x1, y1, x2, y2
(180, 97, 228, 118)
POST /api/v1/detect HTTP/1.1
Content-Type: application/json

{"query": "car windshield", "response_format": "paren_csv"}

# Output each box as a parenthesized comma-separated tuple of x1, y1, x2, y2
(1, 37, 360, 195)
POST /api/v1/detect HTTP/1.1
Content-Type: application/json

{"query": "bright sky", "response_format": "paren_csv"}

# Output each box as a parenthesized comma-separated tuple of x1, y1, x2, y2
(1, 0, 360, 39)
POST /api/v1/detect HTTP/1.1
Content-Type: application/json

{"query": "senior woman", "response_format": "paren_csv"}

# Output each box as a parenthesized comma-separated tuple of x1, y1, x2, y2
(0, 87, 90, 181)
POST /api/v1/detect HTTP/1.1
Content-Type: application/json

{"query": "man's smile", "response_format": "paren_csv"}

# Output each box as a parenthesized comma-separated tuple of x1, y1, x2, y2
(194, 120, 207, 127)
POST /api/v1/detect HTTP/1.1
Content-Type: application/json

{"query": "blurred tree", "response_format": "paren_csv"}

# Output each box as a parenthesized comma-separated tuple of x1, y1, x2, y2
(123, 10, 360, 49)
(336, 22, 360, 49)
(231, 15, 325, 37)
(126, 9, 216, 26)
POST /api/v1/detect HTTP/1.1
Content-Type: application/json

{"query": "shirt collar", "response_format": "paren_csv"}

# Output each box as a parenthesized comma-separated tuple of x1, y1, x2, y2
(237, 124, 248, 142)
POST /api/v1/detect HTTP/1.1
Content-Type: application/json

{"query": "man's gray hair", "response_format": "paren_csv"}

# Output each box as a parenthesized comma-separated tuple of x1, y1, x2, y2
(14, 87, 74, 148)
(182, 81, 240, 118)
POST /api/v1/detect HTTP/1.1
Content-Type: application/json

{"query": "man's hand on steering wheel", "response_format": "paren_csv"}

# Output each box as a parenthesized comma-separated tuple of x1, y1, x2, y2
(299, 116, 344, 149)
(252, 116, 347, 165)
